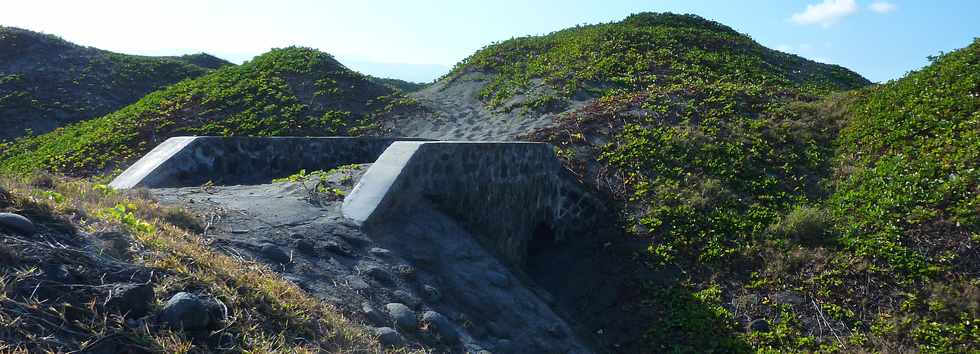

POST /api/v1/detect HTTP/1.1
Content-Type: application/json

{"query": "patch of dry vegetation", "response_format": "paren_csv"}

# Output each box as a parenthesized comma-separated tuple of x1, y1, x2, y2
(0, 175, 390, 353)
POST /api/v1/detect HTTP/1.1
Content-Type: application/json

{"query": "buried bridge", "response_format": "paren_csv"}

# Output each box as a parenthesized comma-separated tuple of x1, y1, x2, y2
(110, 136, 604, 266)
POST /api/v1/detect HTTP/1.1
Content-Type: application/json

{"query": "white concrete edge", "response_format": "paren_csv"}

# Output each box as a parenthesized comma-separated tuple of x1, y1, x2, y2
(341, 141, 425, 225)
(108, 137, 198, 190)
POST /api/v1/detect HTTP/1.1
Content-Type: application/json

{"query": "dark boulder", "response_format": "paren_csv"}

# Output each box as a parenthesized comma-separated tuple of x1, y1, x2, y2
(0, 212, 35, 236)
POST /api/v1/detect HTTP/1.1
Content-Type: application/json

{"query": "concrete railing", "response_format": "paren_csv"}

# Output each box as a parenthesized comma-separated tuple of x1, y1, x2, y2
(109, 136, 427, 189)
(341, 141, 604, 265)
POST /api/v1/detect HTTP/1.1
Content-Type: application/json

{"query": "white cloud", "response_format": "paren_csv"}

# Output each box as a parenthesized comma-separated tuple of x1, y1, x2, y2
(869, 1, 897, 13)
(790, 0, 858, 27)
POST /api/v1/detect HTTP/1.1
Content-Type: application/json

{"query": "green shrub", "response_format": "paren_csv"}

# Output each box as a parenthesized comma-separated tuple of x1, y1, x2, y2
(767, 206, 832, 245)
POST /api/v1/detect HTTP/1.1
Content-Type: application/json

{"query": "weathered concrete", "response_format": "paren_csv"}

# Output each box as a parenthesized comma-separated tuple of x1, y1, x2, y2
(109, 136, 427, 189)
(151, 171, 594, 353)
(342, 141, 603, 265)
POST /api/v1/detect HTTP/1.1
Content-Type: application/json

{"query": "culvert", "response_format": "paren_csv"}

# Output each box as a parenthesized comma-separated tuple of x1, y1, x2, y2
(111, 137, 619, 353)
(340, 141, 605, 266)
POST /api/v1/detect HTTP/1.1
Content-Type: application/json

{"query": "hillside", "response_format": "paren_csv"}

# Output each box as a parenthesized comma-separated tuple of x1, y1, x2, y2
(0, 175, 385, 353)
(367, 75, 428, 92)
(1, 12, 976, 354)
(0, 27, 230, 140)
(382, 12, 869, 142)
(0, 46, 417, 175)
(524, 24, 978, 352)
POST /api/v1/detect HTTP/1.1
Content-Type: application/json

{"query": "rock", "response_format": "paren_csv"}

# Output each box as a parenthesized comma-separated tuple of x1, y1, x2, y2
(421, 310, 459, 343)
(734, 294, 760, 308)
(320, 240, 353, 256)
(750, 319, 771, 332)
(385, 303, 417, 331)
(422, 284, 442, 302)
(293, 239, 315, 254)
(393, 290, 422, 308)
(395, 264, 416, 278)
(362, 302, 386, 325)
(369, 247, 391, 257)
(362, 265, 392, 284)
(344, 275, 371, 290)
(159, 292, 224, 331)
(375, 326, 405, 347)
(773, 291, 804, 305)
(259, 244, 291, 263)
(43, 263, 73, 282)
(105, 283, 154, 318)
(0, 213, 35, 236)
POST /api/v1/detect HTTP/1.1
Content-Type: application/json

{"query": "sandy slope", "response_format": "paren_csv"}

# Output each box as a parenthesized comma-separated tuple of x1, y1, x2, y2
(384, 71, 577, 141)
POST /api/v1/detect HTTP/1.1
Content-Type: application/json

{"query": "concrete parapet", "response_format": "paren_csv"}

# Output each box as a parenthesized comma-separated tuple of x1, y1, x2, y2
(342, 141, 603, 265)
(109, 136, 424, 189)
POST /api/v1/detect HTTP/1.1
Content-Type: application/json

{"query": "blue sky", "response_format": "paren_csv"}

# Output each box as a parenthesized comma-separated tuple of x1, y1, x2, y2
(1, 0, 976, 83)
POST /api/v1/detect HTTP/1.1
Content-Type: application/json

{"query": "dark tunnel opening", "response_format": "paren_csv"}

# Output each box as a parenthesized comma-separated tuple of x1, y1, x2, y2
(527, 222, 557, 258)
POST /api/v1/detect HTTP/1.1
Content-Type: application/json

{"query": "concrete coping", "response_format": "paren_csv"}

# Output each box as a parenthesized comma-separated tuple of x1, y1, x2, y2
(109, 136, 429, 189)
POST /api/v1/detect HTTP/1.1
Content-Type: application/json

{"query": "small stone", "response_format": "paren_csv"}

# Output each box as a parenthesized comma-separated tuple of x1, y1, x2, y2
(259, 244, 291, 263)
(0, 213, 35, 236)
(321, 240, 353, 256)
(393, 290, 422, 308)
(159, 292, 221, 331)
(395, 264, 416, 278)
(375, 327, 405, 347)
(385, 303, 417, 331)
(362, 302, 385, 325)
(750, 319, 771, 332)
(105, 283, 154, 318)
(294, 239, 315, 254)
(421, 310, 459, 343)
(43, 263, 73, 282)
(773, 291, 804, 305)
(363, 265, 392, 284)
(422, 285, 441, 302)
(344, 275, 370, 290)
(369, 247, 392, 257)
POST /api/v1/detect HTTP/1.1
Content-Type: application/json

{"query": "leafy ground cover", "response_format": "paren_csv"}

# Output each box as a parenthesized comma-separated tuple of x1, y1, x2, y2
(0, 47, 419, 176)
(527, 35, 978, 352)
(0, 27, 228, 140)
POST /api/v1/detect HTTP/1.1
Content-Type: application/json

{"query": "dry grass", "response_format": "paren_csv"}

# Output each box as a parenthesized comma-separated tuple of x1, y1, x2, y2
(0, 175, 392, 353)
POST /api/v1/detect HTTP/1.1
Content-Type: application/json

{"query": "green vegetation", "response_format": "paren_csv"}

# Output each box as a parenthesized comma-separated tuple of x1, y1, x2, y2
(367, 76, 428, 92)
(0, 26, 230, 139)
(448, 13, 867, 110)
(273, 164, 362, 204)
(2, 12, 976, 353)
(523, 12, 976, 353)
(0, 47, 418, 175)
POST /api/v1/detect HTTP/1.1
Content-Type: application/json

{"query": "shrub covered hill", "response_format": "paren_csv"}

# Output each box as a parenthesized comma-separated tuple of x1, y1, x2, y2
(485, 13, 973, 353)
(1, 11, 977, 353)
(0, 26, 231, 140)
(0, 46, 417, 175)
